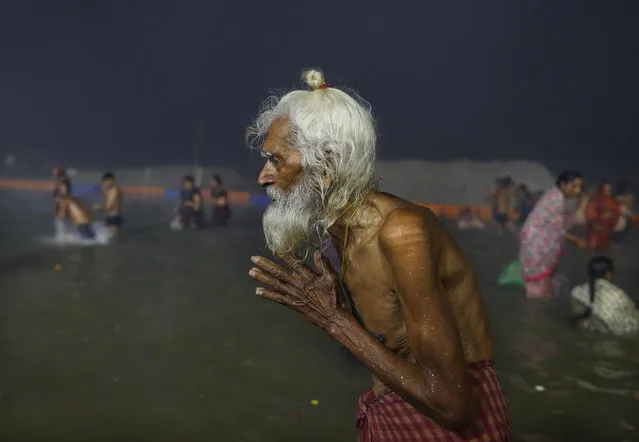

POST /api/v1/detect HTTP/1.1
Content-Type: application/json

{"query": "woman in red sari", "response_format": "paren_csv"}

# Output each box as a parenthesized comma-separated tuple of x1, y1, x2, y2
(586, 181, 621, 252)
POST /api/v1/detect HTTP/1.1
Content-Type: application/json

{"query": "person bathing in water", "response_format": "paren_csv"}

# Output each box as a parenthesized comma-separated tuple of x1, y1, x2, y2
(585, 181, 620, 252)
(519, 170, 586, 299)
(210, 174, 231, 226)
(246, 69, 512, 441)
(487, 176, 514, 235)
(57, 181, 96, 240)
(52, 167, 72, 219)
(93, 171, 123, 237)
(571, 256, 639, 337)
(174, 175, 204, 229)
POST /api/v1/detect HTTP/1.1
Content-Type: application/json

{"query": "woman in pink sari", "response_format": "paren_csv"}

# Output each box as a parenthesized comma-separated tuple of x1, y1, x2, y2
(519, 170, 586, 299)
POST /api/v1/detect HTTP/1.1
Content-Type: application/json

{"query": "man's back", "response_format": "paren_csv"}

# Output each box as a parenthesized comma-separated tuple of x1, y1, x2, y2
(63, 197, 93, 224)
(338, 192, 494, 394)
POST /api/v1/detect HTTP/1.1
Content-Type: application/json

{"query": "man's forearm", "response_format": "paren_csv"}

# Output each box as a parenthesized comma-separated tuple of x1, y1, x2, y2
(327, 311, 464, 426)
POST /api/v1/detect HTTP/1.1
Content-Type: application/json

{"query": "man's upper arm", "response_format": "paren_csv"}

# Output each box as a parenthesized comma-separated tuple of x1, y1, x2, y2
(379, 208, 473, 410)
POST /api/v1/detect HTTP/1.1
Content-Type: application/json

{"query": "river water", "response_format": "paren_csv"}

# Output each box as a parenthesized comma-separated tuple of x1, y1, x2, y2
(0, 190, 637, 442)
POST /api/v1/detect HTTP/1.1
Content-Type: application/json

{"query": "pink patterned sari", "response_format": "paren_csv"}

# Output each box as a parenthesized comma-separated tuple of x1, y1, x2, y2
(519, 187, 571, 298)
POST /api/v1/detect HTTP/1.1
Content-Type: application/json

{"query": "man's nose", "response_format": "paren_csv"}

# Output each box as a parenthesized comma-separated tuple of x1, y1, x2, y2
(257, 163, 274, 187)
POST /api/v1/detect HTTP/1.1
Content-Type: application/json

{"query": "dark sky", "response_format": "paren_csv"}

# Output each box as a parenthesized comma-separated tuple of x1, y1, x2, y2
(1, 0, 637, 179)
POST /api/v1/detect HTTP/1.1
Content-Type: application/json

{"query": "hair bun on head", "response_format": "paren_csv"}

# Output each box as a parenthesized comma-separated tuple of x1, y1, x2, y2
(302, 68, 326, 90)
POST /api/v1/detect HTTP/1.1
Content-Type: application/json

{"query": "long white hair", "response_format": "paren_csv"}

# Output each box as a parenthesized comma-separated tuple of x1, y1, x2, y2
(247, 69, 378, 257)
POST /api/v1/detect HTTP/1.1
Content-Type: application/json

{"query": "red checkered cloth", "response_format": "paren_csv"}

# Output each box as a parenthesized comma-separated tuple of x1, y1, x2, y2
(356, 360, 513, 441)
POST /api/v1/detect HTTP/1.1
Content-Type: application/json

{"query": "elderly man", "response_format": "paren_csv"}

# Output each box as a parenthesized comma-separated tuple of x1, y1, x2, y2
(247, 69, 512, 441)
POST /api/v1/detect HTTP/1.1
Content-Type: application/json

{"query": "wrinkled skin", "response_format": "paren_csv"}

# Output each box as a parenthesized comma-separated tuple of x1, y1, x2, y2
(249, 118, 497, 430)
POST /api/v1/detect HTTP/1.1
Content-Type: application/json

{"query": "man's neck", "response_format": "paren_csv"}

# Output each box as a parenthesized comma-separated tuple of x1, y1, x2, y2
(327, 191, 377, 248)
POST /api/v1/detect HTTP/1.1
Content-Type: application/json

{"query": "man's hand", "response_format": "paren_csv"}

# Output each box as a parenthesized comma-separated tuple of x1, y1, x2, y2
(567, 234, 587, 248)
(249, 250, 347, 330)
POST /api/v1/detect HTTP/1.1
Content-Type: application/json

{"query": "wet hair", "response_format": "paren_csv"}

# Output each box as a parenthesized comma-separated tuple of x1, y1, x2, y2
(556, 169, 582, 187)
(183, 175, 194, 183)
(211, 174, 222, 185)
(246, 68, 377, 244)
(573, 256, 614, 323)
(616, 180, 628, 195)
(101, 171, 115, 181)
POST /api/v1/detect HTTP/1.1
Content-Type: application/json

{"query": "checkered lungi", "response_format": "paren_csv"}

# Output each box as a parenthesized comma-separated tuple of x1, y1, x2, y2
(356, 360, 512, 441)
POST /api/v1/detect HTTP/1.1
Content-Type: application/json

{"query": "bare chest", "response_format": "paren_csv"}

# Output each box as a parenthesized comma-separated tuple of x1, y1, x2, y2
(341, 246, 408, 351)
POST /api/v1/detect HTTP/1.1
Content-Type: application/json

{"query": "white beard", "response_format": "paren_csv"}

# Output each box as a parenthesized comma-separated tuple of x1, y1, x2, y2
(262, 177, 322, 258)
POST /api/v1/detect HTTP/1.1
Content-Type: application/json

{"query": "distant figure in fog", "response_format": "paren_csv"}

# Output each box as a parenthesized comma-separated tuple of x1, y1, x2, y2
(210, 174, 231, 226)
(585, 181, 620, 252)
(57, 181, 96, 239)
(174, 176, 204, 230)
(571, 256, 639, 337)
(519, 170, 586, 299)
(613, 180, 635, 241)
(487, 176, 514, 235)
(93, 171, 123, 237)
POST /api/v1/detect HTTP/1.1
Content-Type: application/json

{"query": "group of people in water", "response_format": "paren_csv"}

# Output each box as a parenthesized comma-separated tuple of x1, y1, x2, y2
(171, 174, 231, 230)
(52, 167, 122, 241)
(514, 169, 638, 337)
(52, 167, 231, 242)
(483, 174, 635, 249)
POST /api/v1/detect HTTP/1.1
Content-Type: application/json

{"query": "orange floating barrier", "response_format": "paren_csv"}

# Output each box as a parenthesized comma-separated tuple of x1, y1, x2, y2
(120, 185, 164, 197)
(228, 191, 250, 205)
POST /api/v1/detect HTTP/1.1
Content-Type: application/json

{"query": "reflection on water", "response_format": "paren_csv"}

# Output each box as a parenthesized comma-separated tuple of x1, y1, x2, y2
(0, 191, 638, 441)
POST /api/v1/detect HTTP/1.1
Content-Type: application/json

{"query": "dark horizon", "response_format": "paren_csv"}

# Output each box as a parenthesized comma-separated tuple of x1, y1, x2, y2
(1, 1, 636, 182)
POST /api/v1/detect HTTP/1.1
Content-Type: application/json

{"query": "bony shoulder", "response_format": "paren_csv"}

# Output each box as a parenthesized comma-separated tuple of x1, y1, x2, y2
(379, 207, 432, 248)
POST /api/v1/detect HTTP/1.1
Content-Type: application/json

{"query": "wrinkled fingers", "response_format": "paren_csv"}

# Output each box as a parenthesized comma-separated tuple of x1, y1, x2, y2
(249, 268, 296, 297)
(251, 256, 294, 283)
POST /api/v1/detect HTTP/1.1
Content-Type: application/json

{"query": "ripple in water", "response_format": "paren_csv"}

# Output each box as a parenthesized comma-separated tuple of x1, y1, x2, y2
(40, 218, 114, 246)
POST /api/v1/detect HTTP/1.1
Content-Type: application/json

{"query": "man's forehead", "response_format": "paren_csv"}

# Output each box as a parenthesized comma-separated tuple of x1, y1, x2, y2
(262, 117, 293, 154)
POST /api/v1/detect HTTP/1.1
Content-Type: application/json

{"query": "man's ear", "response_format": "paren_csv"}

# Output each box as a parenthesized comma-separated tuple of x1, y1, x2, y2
(320, 153, 337, 191)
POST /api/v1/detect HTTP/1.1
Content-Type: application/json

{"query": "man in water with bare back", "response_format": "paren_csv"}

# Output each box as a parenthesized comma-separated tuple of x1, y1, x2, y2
(57, 181, 96, 240)
(247, 69, 512, 441)
(93, 171, 123, 236)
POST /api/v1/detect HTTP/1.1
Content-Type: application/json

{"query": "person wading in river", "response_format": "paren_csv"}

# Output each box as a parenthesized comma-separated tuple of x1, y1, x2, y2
(519, 170, 586, 299)
(246, 68, 512, 441)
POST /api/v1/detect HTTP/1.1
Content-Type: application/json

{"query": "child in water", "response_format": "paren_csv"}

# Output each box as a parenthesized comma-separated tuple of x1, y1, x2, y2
(571, 256, 639, 337)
